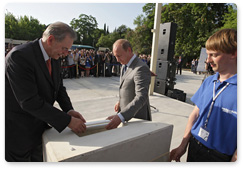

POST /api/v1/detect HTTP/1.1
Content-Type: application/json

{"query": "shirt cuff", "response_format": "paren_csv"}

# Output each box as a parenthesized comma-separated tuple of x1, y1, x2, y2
(67, 109, 74, 114)
(117, 113, 125, 123)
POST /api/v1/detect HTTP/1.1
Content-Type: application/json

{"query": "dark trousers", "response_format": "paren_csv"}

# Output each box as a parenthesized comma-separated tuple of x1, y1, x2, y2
(177, 64, 182, 75)
(187, 137, 232, 162)
(68, 65, 75, 78)
(6, 143, 43, 162)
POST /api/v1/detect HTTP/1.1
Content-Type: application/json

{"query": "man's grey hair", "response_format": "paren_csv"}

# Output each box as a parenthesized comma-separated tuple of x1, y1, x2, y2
(42, 21, 77, 42)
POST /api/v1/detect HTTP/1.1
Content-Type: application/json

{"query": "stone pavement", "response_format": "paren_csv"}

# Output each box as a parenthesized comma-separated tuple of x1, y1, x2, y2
(56, 70, 205, 162)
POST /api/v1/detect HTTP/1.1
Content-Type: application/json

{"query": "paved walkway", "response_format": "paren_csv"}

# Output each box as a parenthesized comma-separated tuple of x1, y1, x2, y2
(57, 70, 205, 162)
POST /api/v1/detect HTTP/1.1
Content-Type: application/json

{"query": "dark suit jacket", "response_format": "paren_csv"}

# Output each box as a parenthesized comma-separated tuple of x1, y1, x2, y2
(119, 56, 152, 121)
(5, 39, 73, 152)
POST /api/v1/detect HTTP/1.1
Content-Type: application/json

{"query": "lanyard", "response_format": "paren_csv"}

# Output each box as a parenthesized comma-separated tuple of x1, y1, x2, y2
(203, 81, 230, 128)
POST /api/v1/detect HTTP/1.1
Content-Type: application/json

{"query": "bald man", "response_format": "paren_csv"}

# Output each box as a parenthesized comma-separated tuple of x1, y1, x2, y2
(106, 39, 151, 129)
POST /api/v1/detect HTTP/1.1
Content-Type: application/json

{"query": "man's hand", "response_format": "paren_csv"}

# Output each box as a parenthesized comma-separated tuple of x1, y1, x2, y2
(68, 110, 86, 123)
(106, 115, 121, 130)
(114, 102, 120, 112)
(169, 144, 187, 162)
(68, 117, 86, 134)
(67, 110, 86, 133)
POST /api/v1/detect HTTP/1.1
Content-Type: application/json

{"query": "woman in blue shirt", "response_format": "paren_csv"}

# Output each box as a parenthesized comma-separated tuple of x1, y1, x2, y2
(170, 29, 237, 162)
(85, 51, 92, 77)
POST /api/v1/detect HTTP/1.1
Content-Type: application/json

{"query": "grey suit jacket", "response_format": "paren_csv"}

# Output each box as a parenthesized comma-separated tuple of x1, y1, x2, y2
(119, 56, 151, 121)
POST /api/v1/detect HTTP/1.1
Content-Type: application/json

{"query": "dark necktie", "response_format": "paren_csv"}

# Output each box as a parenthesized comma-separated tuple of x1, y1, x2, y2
(122, 65, 127, 76)
(46, 59, 52, 76)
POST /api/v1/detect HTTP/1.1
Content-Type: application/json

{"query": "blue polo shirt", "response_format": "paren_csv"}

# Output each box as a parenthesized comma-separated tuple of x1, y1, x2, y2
(191, 72, 237, 156)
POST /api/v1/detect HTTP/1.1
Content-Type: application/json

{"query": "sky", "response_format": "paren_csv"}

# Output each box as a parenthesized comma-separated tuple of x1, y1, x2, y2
(4, 2, 146, 32)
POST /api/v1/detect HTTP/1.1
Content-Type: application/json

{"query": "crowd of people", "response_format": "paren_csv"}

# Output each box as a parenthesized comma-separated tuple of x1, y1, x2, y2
(6, 43, 152, 80)
(60, 49, 152, 79)
(60, 49, 119, 78)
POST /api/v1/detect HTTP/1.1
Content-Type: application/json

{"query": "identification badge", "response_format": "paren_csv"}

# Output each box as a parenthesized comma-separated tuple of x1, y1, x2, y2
(198, 127, 210, 142)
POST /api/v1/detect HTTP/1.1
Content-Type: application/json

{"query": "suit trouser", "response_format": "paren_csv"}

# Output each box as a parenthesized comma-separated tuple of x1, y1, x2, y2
(6, 143, 43, 162)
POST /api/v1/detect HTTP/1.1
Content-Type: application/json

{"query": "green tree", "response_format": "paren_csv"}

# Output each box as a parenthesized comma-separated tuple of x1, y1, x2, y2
(116, 25, 128, 38)
(220, 4, 237, 30)
(92, 28, 106, 47)
(5, 12, 19, 39)
(160, 3, 229, 63)
(104, 23, 107, 33)
(5, 12, 46, 40)
(17, 16, 45, 40)
(125, 3, 155, 55)
(126, 25, 152, 54)
(133, 14, 145, 27)
(70, 14, 98, 45)
(96, 31, 120, 49)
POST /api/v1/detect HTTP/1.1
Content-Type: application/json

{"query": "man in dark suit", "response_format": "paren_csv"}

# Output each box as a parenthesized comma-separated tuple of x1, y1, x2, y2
(5, 22, 86, 162)
(106, 39, 151, 129)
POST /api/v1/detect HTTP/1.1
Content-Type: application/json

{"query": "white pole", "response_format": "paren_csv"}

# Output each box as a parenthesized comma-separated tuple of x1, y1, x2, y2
(149, 3, 162, 95)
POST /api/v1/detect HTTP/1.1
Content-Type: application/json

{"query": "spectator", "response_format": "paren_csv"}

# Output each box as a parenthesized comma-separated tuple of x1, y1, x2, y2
(176, 56, 182, 75)
(90, 51, 95, 76)
(79, 49, 86, 77)
(104, 52, 111, 77)
(94, 50, 100, 77)
(61, 55, 68, 78)
(111, 51, 119, 76)
(67, 50, 75, 78)
(194, 58, 198, 74)
(147, 54, 151, 68)
(73, 51, 79, 78)
(191, 59, 195, 73)
(85, 51, 92, 77)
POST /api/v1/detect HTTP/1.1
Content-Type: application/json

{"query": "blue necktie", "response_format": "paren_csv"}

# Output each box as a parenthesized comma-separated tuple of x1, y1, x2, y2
(122, 65, 127, 76)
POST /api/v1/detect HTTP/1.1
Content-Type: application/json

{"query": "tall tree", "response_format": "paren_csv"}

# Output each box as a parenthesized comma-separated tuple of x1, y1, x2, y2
(70, 14, 98, 45)
(107, 26, 109, 34)
(5, 12, 46, 40)
(133, 14, 145, 27)
(92, 28, 106, 47)
(96, 31, 120, 49)
(220, 4, 237, 30)
(104, 23, 107, 34)
(160, 3, 229, 62)
(126, 25, 151, 54)
(116, 25, 128, 38)
(125, 3, 156, 55)
(5, 12, 19, 39)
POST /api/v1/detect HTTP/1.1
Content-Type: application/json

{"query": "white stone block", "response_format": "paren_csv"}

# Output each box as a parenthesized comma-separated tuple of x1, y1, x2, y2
(43, 118, 173, 162)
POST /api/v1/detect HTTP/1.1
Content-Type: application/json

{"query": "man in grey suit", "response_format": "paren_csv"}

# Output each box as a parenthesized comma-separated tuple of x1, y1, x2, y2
(106, 39, 151, 129)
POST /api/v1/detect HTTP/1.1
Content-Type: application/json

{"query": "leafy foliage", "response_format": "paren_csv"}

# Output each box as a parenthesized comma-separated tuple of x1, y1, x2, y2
(220, 4, 237, 30)
(5, 12, 46, 40)
(160, 3, 229, 62)
(5, 3, 236, 62)
(70, 14, 98, 45)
